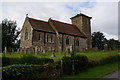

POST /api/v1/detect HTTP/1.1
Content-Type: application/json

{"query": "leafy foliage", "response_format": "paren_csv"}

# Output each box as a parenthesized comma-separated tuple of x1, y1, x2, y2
(62, 55, 89, 75)
(1, 19, 20, 51)
(2, 64, 60, 80)
(107, 39, 120, 50)
(92, 31, 107, 50)
(2, 54, 54, 66)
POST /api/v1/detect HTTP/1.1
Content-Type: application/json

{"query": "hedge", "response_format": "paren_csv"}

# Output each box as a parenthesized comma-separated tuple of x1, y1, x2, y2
(2, 55, 54, 66)
(62, 55, 89, 75)
(2, 64, 60, 80)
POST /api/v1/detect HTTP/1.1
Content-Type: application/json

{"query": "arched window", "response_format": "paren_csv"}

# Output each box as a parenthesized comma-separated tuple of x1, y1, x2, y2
(66, 37, 69, 45)
(76, 39, 79, 46)
(25, 31, 28, 40)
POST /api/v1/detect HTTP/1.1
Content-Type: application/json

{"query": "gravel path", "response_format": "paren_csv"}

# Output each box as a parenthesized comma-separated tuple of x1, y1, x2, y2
(99, 70, 120, 80)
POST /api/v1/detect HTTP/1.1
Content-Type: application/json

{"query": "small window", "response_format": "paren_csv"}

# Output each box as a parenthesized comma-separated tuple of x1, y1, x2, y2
(46, 35, 49, 42)
(51, 36, 53, 43)
(39, 34, 42, 41)
(25, 32, 28, 40)
(76, 39, 79, 46)
(66, 37, 69, 45)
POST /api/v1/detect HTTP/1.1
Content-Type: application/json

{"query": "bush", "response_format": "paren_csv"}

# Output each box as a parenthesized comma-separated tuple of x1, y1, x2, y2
(2, 56, 21, 67)
(2, 64, 60, 80)
(72, 55, 89, 73)
(62, 55, 89, 75)
(2, 56, 10, 66)
(100, 55, 119, 65)
(2, 55, 54, 66)
(88, 60, 100, 68)
(62, 56, 72, 75)
(20, 55, 54, 65)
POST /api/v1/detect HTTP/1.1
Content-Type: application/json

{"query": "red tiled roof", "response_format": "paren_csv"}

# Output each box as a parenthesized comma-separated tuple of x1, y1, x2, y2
(27, 17, 86, 38)
(49, 19, 87, 38)
(28, 17, 55, 33)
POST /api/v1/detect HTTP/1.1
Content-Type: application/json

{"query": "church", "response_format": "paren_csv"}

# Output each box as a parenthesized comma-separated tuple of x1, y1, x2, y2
(20, 13, 92, 52)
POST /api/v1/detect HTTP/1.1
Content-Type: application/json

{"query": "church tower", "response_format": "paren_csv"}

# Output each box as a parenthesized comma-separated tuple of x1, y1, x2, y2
(70, 13, 92, 49)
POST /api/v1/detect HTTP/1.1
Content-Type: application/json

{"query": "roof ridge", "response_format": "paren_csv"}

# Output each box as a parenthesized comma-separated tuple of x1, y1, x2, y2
(28, 17, 48, 23)
(50, 19, 76, 27)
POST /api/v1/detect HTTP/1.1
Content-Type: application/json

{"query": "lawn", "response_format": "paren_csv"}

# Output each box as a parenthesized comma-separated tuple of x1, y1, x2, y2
(2, 50, 119, 62)
(76, 50, 119, 61)
(63, 61, 120, 80)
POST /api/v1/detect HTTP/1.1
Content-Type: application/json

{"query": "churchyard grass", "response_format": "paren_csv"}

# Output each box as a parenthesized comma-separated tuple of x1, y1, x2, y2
(2, 50, 118, 62)
(63, 61, 120, 79)
(76, 50, 118, 61)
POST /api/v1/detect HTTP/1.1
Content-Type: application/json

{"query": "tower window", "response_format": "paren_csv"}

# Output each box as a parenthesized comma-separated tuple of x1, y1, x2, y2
(66, 37, 69, 45)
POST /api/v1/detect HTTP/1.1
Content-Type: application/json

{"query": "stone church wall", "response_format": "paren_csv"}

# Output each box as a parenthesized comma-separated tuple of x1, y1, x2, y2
(20, 19, 33, 48)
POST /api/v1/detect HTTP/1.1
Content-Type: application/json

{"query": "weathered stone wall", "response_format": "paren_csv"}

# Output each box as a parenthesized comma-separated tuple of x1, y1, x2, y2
(70, 15, 92, 49)
(81, 16, 92, 49)
(20, 18, 33, 48)
(32, 31, 56, 51)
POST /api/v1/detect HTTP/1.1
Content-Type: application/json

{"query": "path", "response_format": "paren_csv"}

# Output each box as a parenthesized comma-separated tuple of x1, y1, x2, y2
(99, 70, 120, 80)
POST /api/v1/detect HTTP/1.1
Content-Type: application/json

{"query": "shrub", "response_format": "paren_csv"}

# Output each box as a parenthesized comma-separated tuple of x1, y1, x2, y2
(20, 55, 40, 64)
(2, 56, 10, 66)
(2, 64, 60, 80)
(72, 55, 89, 73)
(62, 56, 72, 75)
(2, 55, 54, 66)
(62, 55, 89, 75)
(2, 56, 21, 67)
(100, 55, 119, 65)
(88, 60, 100, 68)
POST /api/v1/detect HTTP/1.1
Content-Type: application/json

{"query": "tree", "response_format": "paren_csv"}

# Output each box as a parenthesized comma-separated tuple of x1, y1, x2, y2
(107, 39, 120, 50)
(92, 31, 107, 50)
(1, 19, 20, 52)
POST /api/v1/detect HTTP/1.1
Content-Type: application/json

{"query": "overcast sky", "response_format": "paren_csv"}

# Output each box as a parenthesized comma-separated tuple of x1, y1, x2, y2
(0, 0, 119, 40)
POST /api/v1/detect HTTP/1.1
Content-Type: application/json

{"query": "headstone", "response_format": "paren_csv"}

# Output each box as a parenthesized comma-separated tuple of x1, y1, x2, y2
(24, 48, 26, 54)
(104, 44, 108, 51)
(35, 46, 38, 55)
(43, 49, 46, 54)
(4, 47, 7, 53)
(20, 48, 22, 54)
(32, 48, 35, 54)
(12, 49, 14, 53)
(17, 48, 19, 54)
(92, 47, 98, 52)
(51, 53, 55, 57)
(69, 45, 72, 54)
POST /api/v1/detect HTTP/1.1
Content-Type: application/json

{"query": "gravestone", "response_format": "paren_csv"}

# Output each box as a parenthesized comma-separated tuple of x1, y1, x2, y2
(104, 44, 108, 51)
(17, 48, 19, 54)
(20, 48, 22, 54)
(4, 47, 7, 53)
(43, 49, 46, 54)
(35, 46, 38, 55)
(24, 48, 26, 54)
(32, 48, 35, 54)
